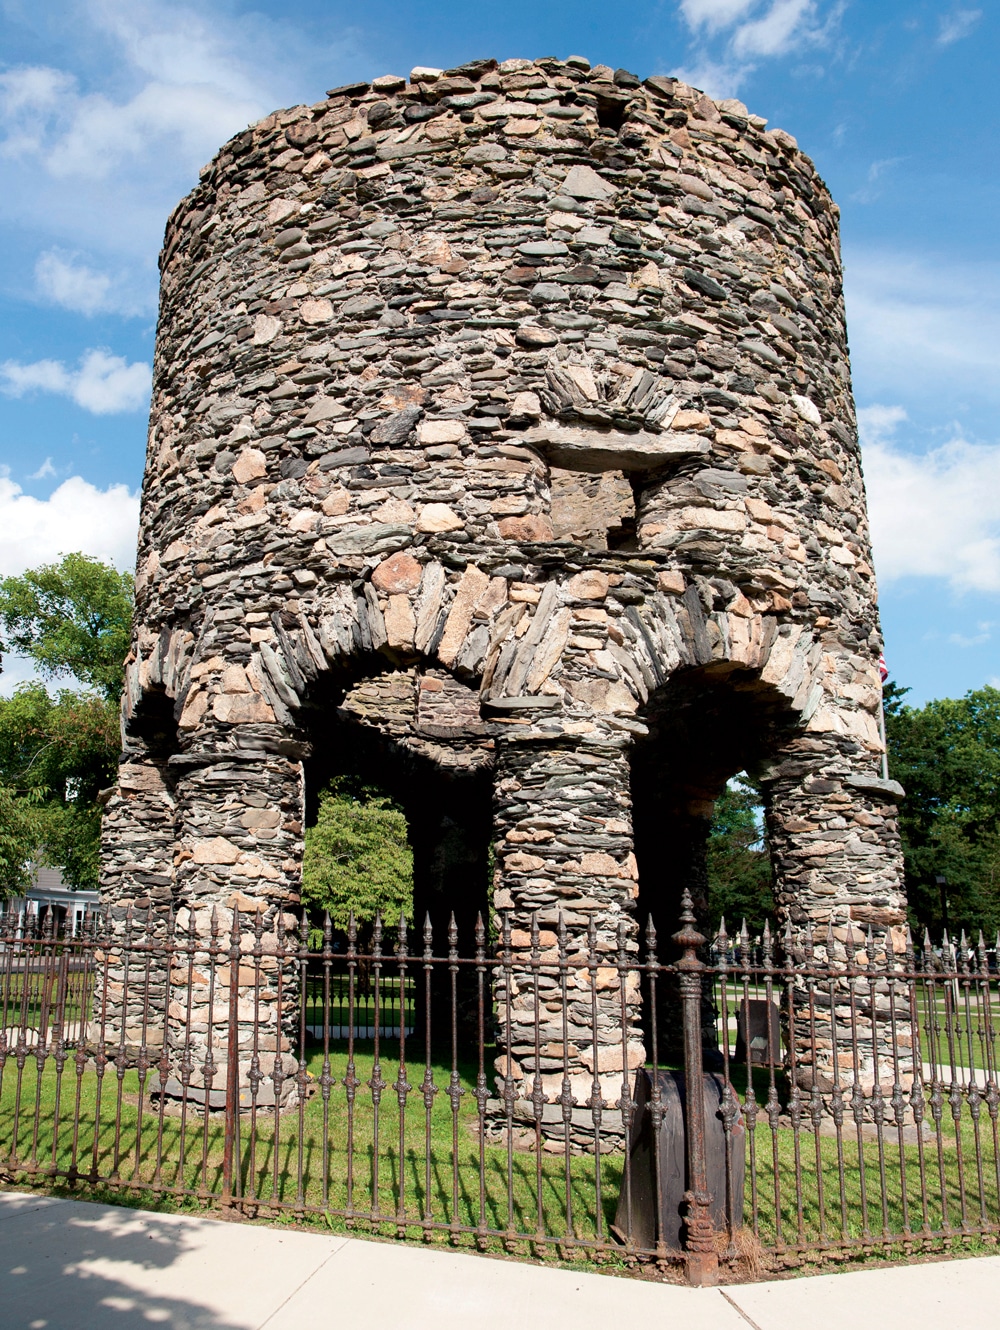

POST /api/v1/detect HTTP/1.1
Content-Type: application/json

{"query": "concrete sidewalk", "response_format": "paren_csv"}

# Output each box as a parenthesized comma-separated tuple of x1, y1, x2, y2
(0, 1192, 997, 1330)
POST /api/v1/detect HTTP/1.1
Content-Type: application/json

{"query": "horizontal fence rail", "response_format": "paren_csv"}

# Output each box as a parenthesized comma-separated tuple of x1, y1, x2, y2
(1, 895, 999, 1281)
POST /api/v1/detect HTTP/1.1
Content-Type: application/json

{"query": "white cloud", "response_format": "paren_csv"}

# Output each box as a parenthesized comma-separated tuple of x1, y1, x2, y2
(679, 0, 757, 33)
(844, 250, 1000, 410)
(0, 0, 360, 308)
(36, 251, 109, 315)
(0, 472, 138, 579)
(859, 407, 1000, 593)
(0, 349, 151, 414)
(0, 3, 269, 185)
(671, 58, 749, 98)
(43, 76, 264, 183)
(731, 0, 816, 57)
(938, 9, 982, 46)
(28, 458, 56, 481)
(948, 622, 994, 648)
(0, 462, 140, 697)
(672, 0, 836, 95)
(34, 249, 148, 317)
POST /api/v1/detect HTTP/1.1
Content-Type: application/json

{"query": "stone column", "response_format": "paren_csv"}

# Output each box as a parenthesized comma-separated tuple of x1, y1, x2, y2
(165, 750, 305, 1107)
(762, 734, 909, 1099)
(96, 750, 179, 1054)
(490, 731, 641, 1149)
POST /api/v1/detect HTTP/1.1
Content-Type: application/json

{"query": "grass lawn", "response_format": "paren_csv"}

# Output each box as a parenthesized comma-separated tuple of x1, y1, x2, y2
(3, 1033, 1000, 1275)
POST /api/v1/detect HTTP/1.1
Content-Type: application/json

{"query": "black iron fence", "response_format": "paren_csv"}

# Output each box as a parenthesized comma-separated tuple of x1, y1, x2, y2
(1, 893, 999, 1283)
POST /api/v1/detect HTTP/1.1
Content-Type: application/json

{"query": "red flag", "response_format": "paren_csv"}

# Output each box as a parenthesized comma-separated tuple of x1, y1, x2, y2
(879, 653, 888, 683)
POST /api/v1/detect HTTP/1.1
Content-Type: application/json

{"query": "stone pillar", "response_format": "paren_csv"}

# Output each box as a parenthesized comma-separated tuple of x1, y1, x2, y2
(96, 750, 179, 1054)
(762, 734, 909, 1098)
(490, 731, 641, 1148)
(99, 753, 178, 919)
(165, 750, 305, 1106)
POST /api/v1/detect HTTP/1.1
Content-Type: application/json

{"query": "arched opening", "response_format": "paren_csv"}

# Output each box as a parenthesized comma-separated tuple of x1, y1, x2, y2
(630, 663, 797, 1059)
(295, 656, 494, 1051)
(300, 665, 493, 938)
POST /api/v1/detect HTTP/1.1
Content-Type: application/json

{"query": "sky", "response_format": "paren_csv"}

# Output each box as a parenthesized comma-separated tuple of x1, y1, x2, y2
(0, 0, 997, 705)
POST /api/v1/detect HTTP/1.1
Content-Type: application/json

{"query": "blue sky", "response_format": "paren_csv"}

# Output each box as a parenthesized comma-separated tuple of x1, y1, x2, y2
(0, 0, 997, 705)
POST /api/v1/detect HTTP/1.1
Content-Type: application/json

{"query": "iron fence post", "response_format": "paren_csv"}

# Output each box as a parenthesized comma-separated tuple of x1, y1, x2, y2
(674, 888, 719, 1286)
(221, 905, 241, 1210)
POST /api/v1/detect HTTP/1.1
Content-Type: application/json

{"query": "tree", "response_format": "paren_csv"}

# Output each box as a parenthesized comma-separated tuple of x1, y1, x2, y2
(0, 682, 119, 893)
(0, 553, 131, 896)
(0, 784, 42, 898)
(301, 777, 413, 939)
(884, 682, 1000, 935)
(0, 553, 133, 701)
(706, 776, 775, 936)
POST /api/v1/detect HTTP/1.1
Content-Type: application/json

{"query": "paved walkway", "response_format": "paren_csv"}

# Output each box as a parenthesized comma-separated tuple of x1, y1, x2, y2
(1, 1191, 997, 1330)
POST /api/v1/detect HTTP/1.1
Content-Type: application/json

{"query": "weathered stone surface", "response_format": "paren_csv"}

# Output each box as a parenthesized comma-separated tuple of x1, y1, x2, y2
(371, 551, 422, 593)
(562, 163, 618, 200)
(102, 55, 905, 1126)
(523, 424, 709, 473)
(416, 503, 464, 533)
(231, 449, 267, 483)
(438, 565, 490, 667)
(497, 514, 554, 541)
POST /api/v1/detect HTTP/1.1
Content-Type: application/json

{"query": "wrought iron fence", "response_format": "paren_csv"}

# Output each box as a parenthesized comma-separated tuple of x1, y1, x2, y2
(1, 894, 999, 1283)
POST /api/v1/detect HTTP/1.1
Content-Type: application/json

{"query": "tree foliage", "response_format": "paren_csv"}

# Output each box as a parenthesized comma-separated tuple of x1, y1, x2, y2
(301, 777, 413, 936)
(0, 784, 43, 898)
(0, 553, 130, 896)
(706, 777, 775, 936)
(0, 553, 133, 701)
(884, 682, 1000, 935)
(0, 682, 119, 893)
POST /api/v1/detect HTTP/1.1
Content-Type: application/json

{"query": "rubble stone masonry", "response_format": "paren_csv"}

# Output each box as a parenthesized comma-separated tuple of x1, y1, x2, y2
(100, 56, 907, 1119)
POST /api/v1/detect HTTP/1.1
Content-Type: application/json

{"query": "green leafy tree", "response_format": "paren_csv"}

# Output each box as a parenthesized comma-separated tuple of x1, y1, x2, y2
(301, 777, 413, 939)
(0, 682, 119, 893)
(0, 784, 43, 898)
(706, 776, 775, 936)
(0, 552, 133, 701)
(0, 553, 131, 895)
(884, 682, 1000, 935)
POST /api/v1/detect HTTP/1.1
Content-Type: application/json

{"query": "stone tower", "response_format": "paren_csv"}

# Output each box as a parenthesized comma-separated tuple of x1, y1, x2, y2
(101, 57, 906, 1109)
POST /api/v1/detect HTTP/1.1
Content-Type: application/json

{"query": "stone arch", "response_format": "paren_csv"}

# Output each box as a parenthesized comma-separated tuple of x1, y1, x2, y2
(630, 659, 800, 931)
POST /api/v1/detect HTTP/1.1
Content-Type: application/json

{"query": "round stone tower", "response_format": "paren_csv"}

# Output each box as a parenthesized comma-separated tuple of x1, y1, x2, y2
(101, 56, 906, 1113)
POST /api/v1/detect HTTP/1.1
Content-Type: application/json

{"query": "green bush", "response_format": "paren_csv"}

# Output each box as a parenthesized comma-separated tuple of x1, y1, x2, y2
(302, 777, 413, 939)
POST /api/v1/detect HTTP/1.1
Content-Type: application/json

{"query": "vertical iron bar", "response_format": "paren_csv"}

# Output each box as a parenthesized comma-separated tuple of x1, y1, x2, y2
(320, 914, 333, 1211)
(824, 925, 849, 1246)
(447, 912, 463, 1244)
(674, 889, 718, 1286)
(420, 914, 436, 1238)
(531, 912, 545, 1250)
(739, 922, 760, 1241)
(585, 917, 604, 1250)
(344, 912, 358, 1226)
(557, 913, 574, 1254)
(394, 915, 412, 1238)
(647, 917, 668, 1267)
(221, 905, 241, 1210)
(152, 911, 175, 1195)
(474, 913, 489, 1250)
(295, 914, 309, 1215)
(369, 913, 386, 1224)
(616, 914, 634, 1257)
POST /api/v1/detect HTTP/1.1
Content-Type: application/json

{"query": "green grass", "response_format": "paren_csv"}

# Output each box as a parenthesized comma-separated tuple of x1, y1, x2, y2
(0, 1039, 632, 1264)
(3, 1036, 1000, 1275)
